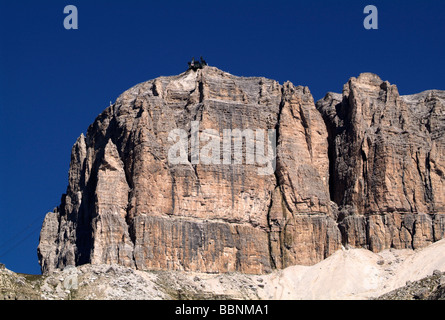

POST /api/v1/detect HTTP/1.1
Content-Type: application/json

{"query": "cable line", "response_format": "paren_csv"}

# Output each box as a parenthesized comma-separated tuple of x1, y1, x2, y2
(0, 223, 42, 259)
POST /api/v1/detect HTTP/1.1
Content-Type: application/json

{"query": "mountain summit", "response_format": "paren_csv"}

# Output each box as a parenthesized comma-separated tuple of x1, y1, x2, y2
(38, 67, 445, 274)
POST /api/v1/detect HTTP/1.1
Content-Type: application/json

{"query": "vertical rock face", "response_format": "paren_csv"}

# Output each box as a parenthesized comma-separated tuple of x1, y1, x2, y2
(38, 68, 445, 274)
(91, 140, 134, 266)
(38, 67, 339, 274)
(269, 83, 341, 268)
(316, 73, 445, 252)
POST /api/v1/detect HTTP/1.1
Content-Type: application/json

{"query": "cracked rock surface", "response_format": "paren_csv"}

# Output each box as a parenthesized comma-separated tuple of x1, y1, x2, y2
(38, 68, 445, 275)
(316, 73, 445, 253)
(5, 239, 445, 300)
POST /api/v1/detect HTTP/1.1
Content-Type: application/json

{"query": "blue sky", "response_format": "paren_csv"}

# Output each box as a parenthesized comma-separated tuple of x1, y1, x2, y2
(0, 0, 444, 274)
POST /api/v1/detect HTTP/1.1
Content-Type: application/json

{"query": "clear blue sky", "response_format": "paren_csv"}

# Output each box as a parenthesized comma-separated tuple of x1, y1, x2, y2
(0, 0, 444, 274)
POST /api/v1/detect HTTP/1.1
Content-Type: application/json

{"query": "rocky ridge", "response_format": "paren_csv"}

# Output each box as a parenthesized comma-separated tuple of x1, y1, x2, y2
(317, 73, 445, 252)
(38, 67, 445, 275)
(376, 270, 445, 300)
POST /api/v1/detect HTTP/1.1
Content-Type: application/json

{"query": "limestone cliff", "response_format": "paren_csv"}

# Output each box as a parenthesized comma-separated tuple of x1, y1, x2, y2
(38, 67, 445, 274)
(316, 73, 445, 252)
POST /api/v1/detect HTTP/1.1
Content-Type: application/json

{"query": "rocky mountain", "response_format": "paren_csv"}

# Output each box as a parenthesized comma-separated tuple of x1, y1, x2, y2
(38, 66, 445, 275)
(4, 238, 445, 300)
(317, 73, 445, 252)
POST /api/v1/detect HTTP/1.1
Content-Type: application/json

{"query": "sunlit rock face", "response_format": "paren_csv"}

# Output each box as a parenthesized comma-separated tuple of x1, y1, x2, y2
(38, 68, 445, 274)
